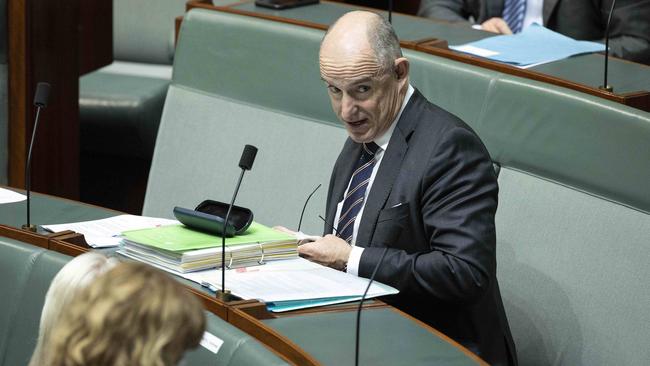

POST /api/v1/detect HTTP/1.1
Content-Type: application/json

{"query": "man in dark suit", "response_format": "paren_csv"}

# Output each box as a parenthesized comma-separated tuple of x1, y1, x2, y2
(298, 10, 516, 365)
(418, 0, 650, 64)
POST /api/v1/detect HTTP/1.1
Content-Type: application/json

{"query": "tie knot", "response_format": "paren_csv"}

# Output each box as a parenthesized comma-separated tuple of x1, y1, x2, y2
(362, 142, 380, 156)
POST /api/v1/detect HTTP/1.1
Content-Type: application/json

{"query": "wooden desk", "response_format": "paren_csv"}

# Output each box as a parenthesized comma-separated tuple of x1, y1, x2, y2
(183, 0, 650, 112)
(0, 190, 486, 365)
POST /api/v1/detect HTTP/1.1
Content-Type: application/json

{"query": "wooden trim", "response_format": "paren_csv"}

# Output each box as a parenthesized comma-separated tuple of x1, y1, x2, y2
(388, 306, 489, 365)
(0, 224, 49, 248)
(228, 307, 321, 366)
(7, 0, 28, 189)
(186, 0, 650, 112)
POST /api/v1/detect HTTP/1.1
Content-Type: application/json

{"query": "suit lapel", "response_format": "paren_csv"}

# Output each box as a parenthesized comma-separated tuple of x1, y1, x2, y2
(543, 0, 560, 24)
(355, 90, 423, 247)
(325, 140, 361, 234)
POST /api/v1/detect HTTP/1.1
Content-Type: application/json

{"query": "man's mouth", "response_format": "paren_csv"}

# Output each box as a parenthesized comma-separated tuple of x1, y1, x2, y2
(346, 119, 367, 127)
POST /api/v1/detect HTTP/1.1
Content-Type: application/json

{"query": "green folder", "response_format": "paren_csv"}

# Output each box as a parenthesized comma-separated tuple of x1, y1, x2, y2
(122, 222, 295, 252)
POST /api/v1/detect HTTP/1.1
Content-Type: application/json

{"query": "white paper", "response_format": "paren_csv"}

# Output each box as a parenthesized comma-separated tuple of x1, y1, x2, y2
(450, 45, 500, 57)
(183, 258, 398, 303)
(0, 188, 26, 204)
(42, 214, 179, 248)
(200, 331, 224, 354)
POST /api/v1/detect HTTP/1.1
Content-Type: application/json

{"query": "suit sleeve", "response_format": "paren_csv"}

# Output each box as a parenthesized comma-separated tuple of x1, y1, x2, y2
(604, 0, 650, 64)
(418, 0, 472, 22)
(359, 127, 498, 305)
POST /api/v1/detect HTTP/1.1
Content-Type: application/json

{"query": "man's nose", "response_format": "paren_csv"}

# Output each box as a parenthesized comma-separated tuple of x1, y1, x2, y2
(340, 94, 357, 121)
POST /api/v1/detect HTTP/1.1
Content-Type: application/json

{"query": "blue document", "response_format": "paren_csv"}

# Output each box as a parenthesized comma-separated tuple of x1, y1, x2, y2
(451, 24, 606, 67)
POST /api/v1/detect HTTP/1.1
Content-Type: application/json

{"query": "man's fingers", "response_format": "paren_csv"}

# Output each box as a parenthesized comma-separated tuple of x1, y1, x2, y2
(481, 18, 512, 35)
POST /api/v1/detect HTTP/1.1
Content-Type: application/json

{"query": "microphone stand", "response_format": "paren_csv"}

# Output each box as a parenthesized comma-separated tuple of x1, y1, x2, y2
(216, 144, 258, 302)
(599, 0, 617, 92)
(23, 82, 51, 232)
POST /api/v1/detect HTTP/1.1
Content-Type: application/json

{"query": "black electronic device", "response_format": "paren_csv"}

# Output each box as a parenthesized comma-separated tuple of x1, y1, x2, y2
(23, 82, 51, 232)
(255, 0, 319, 10)
(173, 200, 253, 237)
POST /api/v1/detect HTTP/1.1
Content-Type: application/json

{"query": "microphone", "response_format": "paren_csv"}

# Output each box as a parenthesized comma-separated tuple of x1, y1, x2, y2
(216, 144, 258, 302)
(354, 223, 403, 366)
(297, 183, 321, 232)
(22, 82, 51, 232)
(599, 0, 617, 92)
(388, 0, 393, 24)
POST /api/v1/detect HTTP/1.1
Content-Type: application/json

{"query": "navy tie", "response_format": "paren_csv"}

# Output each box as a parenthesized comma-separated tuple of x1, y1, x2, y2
(336, 142, 380, 244)
(503, 0, 527, 34)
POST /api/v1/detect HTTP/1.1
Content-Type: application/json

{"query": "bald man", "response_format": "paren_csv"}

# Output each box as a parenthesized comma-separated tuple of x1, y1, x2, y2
(298, 11, 516, 365)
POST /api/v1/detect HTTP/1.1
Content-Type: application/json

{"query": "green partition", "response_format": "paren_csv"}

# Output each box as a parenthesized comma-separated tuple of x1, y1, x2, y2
(478, 75, 650, 213)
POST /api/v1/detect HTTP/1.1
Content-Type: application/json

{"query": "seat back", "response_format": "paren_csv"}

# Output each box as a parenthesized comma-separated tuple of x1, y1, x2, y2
(480, 77, 650, 364)
(143, 9, 347, 234)
(113, 0, 186, 64)
(183, 311, 289, 366)
(0, 238, 290, 365)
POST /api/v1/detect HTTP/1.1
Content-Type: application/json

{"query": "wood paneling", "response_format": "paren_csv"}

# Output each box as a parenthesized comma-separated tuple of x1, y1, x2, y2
(7, 0, 112, 200)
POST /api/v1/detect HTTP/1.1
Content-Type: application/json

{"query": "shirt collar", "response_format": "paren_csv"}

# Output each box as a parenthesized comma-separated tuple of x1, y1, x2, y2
(374, 84, 415, 151)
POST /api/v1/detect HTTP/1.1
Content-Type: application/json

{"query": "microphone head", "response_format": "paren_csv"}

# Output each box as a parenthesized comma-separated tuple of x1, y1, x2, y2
(33, 82, 51, 108)
(238, 144, 258, 171)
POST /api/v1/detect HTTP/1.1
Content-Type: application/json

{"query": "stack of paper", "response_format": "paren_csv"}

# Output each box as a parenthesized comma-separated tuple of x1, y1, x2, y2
(42, 215, 179, 248)
(183, 258, 399, 312)
(119, 222, 298, 273)
(451, 24, 606, 68)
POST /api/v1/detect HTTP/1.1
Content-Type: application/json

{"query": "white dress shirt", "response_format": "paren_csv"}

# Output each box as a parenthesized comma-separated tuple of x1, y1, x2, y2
(523, 0, 544, 30)
(334, 84, 415, 276)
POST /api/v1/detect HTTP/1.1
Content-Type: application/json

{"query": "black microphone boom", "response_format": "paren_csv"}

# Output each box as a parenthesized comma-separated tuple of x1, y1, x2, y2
(23, 82, 51, 232)
(600, 0, 617, 92)
(217, 144, 258, 302)
(354, 223, 403, 366)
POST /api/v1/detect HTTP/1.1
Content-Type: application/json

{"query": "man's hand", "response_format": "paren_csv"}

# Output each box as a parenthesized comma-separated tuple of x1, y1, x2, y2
(481, 17, 513, 34)
(298, 234, 352, 271)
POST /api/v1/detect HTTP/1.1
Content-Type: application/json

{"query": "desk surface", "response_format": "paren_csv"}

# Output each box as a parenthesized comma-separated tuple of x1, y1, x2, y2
(0, 190, 485, 365)
(196, 0, 650, 109)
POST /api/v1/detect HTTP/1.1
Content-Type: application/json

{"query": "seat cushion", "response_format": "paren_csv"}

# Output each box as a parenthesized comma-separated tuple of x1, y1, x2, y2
(80, 67, 170, 159)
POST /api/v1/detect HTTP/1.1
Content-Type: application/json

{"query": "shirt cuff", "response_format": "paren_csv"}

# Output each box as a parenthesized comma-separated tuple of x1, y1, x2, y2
(346, 246, 364, 276)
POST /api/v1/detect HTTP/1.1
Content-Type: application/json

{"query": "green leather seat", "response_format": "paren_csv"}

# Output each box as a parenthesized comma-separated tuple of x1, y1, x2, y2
(0, 238, 289, 366)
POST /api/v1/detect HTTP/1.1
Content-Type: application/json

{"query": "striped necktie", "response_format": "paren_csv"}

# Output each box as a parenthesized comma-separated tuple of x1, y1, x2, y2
(503, 0, 527, 34)
(336, 142, 380, 244)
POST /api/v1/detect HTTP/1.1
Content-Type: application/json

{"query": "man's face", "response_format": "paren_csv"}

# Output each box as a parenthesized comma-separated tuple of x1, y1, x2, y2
(321, 69, 402, 143)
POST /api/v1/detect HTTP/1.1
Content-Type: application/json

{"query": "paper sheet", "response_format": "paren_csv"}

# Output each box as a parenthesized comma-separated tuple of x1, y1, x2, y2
(0, 188, 26, 204)
(451, 23, 606, 67)
(42, 215, 179, 248)
(183, 258, 398, 303)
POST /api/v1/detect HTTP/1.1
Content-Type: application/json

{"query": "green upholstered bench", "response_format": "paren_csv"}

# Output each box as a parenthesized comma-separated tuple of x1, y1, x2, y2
(0, 237, 289, 366)
(145, 8, 650, 365)
(78, 0, 185, 212)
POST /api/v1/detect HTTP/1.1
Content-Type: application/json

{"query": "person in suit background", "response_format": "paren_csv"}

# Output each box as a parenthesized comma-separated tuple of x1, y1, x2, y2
(38, 262, 205, 366)
(297, 10, 516, 365)
(418, 0, 650, 64)
(29, 252, 119, 366)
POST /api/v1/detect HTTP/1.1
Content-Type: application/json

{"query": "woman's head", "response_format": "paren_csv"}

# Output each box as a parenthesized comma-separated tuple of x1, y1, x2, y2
(43, 261, 206, 366)
(30, 252, 119, 366)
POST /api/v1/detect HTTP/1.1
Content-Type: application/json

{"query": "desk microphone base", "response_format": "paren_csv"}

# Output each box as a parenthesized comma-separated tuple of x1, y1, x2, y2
(216, 290, 240, 302)
(21, 224, 37, 232)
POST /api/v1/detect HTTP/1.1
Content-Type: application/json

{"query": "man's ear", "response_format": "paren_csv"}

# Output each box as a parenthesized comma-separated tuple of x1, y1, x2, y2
(394, 57, 409, 81)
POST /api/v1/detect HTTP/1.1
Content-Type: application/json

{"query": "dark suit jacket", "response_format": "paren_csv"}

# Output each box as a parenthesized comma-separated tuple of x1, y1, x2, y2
(325, 90, 516, 365)
(418, 0, 650, 64)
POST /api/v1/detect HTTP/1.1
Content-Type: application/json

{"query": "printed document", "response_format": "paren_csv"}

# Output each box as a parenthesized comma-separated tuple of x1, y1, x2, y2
(0, 188, 26, 204)
(42, 214, 178, 248)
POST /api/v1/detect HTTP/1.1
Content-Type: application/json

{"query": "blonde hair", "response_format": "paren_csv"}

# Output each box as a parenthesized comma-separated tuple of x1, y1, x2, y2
(30, 252, 119, 366)
(41, 262, 205, 366)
